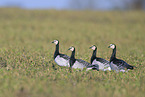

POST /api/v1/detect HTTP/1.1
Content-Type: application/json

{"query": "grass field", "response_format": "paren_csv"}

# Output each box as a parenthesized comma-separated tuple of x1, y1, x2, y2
(0, 8, 145, 97)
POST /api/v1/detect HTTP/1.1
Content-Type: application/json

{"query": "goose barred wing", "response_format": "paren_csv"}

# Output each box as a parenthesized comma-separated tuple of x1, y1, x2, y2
(113, 59, 125, 68)
(113, 59, 133, 69)
(118, 59, 134, 69)
(96, 57, 109, 64)
(76, 59, 90, 66)
(59, 54, 70, 60)
(76, 59, 99, 70)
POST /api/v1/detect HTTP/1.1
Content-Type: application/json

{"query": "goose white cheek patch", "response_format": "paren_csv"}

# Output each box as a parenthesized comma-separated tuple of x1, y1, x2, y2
(92, 46, 96, 50)
(70, 47, 74, 51)
(54, 41, 58, 45)
(110, 45, 115, 49)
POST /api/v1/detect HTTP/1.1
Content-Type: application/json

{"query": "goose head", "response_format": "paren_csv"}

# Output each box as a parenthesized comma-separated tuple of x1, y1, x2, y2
(89, 45, 97, 50)
(68, 46, 75, 51)
(52, 40, 59, 45)
(108, 44, 116, 49)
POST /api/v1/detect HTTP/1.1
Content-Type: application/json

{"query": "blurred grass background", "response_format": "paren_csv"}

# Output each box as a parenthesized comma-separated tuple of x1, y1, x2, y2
(0, 8, 145, 97)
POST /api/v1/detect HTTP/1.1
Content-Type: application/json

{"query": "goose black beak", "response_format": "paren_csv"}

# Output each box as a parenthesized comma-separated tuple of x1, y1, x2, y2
(52, 41, 54, 43)
(89, 46, 92, 49)
(68, 48, 71, 50)
(108, 46, 110, 48)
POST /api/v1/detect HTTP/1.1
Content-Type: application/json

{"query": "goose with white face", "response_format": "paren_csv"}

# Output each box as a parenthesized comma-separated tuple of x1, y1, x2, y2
(90, 45, 111, 71)
(52, 39, 70, 67)
(52, 40, 59, 45)
(108, 43, 136, 72)
(68, 46, 75, 51)
(90, 45, 97, 50)
(108, 44, 115, 49)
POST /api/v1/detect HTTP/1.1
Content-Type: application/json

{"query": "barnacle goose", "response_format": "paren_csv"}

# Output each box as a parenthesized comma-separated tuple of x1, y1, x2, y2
(68, 46, 99, 71)
(52, 40, 70, 67)
(108, 44, 136, 72)
(90, 45, 111, 71)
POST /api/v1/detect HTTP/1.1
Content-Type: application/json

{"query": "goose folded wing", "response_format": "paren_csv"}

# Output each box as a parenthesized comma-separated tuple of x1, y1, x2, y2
(113, 58, 134, 69)
(113, 59, 127, 69)
(122, 61, 134, 69)
(76, 59, 90, 66)
(96, 57, 109, 64)
(59, 54, 70, 60)
(77, 59, 99, 70)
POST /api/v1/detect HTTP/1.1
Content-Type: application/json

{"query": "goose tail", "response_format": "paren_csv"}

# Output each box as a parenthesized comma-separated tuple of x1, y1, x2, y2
(128, 65, 137, 70)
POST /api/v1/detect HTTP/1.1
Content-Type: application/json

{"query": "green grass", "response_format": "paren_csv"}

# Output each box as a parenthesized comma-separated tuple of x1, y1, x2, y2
(0, 8, 145, 97)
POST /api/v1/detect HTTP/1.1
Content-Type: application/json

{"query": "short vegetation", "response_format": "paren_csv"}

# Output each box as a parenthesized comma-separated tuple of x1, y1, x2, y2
(0, 8, 145, 97)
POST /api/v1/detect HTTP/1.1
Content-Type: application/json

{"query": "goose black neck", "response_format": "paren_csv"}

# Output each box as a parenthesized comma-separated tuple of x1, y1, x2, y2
(69, 49, 76, 67)
(54, 43, 59, 58)
(110, 47, 116, 62)
(70, 49, 75, 59)
(91, 48, 97, 64)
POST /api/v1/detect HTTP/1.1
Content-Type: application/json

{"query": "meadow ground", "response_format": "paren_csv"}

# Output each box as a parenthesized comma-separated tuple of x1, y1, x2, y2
(0, 8, 145, 97)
